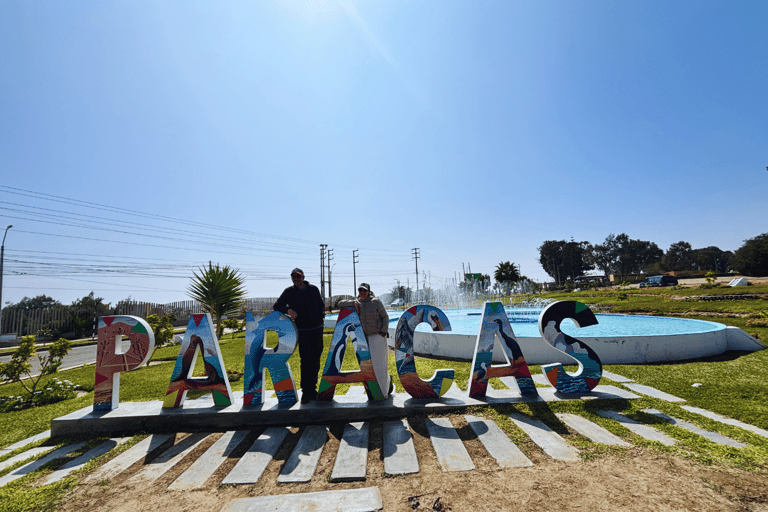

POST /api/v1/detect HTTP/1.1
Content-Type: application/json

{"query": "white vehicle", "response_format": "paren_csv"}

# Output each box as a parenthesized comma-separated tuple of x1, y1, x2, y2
(390, 298, 405, 307)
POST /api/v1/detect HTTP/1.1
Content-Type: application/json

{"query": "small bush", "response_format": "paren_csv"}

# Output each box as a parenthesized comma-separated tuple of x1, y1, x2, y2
(0, 377, 80, 412)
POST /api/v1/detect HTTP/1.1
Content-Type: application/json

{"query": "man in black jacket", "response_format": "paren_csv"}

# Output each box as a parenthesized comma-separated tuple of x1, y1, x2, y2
(273, 268, 325, 403)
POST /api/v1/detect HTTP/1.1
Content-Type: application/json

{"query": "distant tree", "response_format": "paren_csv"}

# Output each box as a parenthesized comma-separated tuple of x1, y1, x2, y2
(3, 295, 61, 313)
(390, 285, 413, 303)
(730, 233, 768, 277)
(188, 262, 246, 338)
(588, 234, 662, 281)
(460, 274, 491, 295)
(494, 261, 521, 295)
(691, 246, 732, 273)
(539, 240, 592, 286)
(663, 241, 694, 272)
(70, 292, 110, 338)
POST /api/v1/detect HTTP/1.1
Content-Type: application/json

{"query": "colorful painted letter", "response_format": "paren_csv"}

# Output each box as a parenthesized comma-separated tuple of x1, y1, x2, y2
(94, 316, 155, 411)
(243, 311, 298, 405)
(317, 307, 384, 401)
(394, 305, 454, 399)
(163, 313, 234, 408)
(468, 302, 538, 398)
(538, 300, 602, 393)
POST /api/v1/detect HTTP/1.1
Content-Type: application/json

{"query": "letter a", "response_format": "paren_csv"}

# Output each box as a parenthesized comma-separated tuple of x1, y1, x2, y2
(163, 313, 234, 408)
(468, 302, 537, 399)
(317, 307, 383, 401)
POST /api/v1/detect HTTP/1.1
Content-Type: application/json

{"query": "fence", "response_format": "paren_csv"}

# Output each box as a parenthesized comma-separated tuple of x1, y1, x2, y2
(0, 297, 280, 340)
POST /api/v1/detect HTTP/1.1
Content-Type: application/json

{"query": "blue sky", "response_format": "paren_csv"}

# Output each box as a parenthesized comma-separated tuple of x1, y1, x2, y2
(1, 1, 766, 307)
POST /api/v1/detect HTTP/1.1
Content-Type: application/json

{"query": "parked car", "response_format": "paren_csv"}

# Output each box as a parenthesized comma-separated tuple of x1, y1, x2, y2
(390, 298, 405, 307)
(639, 275, 678, 288)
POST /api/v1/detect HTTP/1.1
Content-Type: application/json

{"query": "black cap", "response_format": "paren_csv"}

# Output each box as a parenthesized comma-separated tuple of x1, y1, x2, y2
(291, 268, 304, 277)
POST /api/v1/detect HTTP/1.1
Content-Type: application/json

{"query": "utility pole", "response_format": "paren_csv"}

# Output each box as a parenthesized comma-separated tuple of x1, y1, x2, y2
(352, 249, 359, 293)
(0, 225, 12, 335)
(320, 244, 327, 304)
(412, 248, 420, 300)
(327, 248, 334, 308)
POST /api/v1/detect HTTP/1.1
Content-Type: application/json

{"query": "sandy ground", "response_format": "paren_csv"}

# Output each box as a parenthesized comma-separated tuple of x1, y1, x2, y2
(58, 414, 768, 512)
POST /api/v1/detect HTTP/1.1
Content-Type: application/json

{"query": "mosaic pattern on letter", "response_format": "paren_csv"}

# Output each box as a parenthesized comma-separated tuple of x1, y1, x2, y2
(243, 311, 298, 405)
(394, 305, 454, 399)
(538, 300, 602, 393)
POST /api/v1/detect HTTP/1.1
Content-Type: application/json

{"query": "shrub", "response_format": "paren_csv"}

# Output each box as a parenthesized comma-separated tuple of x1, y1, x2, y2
(0, 336, 73, 407)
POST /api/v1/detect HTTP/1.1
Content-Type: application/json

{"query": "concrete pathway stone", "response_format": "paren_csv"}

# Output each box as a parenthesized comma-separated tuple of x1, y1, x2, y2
(424, 417, 474, 472)
(642, 409, 747, 448)
(277, 425, 327, 483)
(602, 370, 633, 383)
(128, 432, 209, 485)
(382, 419, 418, 475)
(596, 410, 676, 446)
(169, 430, 250, 490)
(330, 422, 369, 482)
(0, 430, 50, 456)
(0, 445, 55, 473)
(508, 413, 580, 461)
(222, 486, 383, 512)
(555, 413, 631, 446)
(0, 440, 88, 487)
(622, 383, 685, 402)
(86, 433, 174, 483)
(681, 405, 768, 439)
(41, 437, 130, 485)
(465, 415, 532, 467)
(222, 427, 290, 485)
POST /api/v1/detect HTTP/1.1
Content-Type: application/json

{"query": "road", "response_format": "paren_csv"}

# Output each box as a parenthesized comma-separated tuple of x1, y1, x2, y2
(0, 343, 98, 375)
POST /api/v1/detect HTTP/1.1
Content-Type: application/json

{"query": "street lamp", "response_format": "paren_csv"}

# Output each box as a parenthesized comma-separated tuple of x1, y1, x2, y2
(0, 225, 13, 335)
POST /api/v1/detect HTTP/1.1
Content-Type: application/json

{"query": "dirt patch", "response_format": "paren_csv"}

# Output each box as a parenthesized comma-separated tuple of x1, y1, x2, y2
(57, 417, 768, 512)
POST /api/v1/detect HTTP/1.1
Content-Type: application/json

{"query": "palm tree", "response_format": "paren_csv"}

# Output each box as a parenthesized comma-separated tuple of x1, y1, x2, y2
(187, 262, 246, 338)
(494, 261, 521, 295)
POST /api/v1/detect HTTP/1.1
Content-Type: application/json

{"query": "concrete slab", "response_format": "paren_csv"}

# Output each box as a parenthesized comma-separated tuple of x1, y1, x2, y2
(127, 432, 209, 485)
(555, 413, 630, 447)
(382, 419, 418, 475)
(222, 427, 290, 485)
(622, 383, 685, 402)
(0, 430, 50, 456)
(277, 425, 327, 483)
(424, 417, 474, 472)
(642, 409, 746, 448)
(465, 415, 532, 467)
(41, 437, 130, 485)
(0, 441, 88, 487)
(681, 406, 768, 439)
(602, 370, 633, 383)
(330, 422, 368, 482)
(0, 445, 55, 473)
(596, 410, 676, 446)
(169, 430, 251, 490)
(532, 374, 553, 386)
(50, 385, 640, 438)
(222, 486, 383, 512)
(508, 413, 580, 462)
(86, 433, 174, 482)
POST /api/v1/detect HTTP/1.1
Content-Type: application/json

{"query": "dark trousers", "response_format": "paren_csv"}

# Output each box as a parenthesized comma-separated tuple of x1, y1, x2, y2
(298, 325, 324, 396)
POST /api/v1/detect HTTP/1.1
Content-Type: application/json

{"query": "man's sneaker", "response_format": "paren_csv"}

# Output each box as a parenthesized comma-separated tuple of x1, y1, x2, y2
(388, 380, 395, 397)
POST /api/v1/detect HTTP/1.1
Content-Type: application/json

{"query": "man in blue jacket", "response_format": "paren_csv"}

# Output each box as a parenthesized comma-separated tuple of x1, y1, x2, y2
(273, 268, 325, 403)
